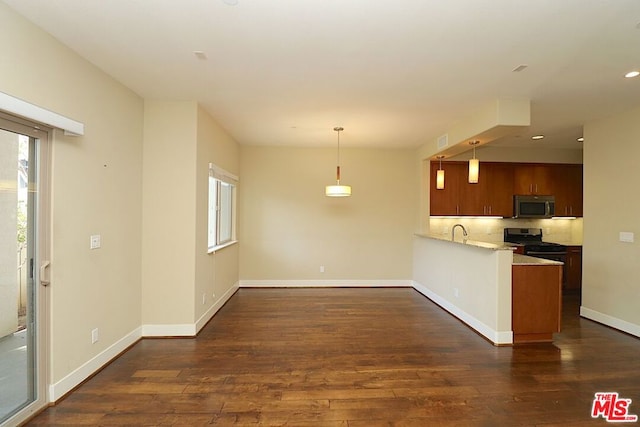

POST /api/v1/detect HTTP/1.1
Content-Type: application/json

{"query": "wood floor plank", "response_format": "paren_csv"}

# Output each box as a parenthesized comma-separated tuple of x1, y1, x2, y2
(24, 288, 640, 426)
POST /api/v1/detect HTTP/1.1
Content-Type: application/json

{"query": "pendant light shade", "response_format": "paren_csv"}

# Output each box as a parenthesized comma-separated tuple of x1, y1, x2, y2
(468, 141, 480, 184)
(436, 155, 445, 190)
(326, 127, 352, 197)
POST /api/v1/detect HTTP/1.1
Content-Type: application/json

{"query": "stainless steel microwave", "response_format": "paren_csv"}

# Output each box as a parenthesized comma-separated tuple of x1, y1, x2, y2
(513, 195, 555, 218)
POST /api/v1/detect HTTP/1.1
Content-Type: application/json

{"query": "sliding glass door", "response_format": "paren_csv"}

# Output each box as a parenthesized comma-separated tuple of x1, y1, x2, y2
(0, 114, 50, 426)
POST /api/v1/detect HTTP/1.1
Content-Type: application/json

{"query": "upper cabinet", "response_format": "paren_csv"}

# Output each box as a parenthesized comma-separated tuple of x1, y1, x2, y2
(513, 164, 554, 195)
(430, 161, 466, 216)
(430, 161, 583, 218)
(552, 164, 583, 217)
(430, 161, 514, 217)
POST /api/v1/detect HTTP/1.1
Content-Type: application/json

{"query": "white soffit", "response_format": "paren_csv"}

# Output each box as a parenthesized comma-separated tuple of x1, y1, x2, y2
(0, 91, 85, 136)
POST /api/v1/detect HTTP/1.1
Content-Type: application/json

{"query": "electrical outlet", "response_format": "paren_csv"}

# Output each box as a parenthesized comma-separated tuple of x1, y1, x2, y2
(454, 288, 459, 298)
(620, 232, 635, 243)
(91, 328, 99, 344)
(90, 234, 101, 249)
(320, 265, 325, 273)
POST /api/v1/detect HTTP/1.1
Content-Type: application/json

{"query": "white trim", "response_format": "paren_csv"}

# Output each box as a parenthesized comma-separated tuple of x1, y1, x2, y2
(580, 306, 640, 339)
(49, 326, 141, 401)
(195, 283, 239, 333)
(412, 280, 513, 345)
(208, 239, 237, 254)
(239, 279, 412, 288)
(142, 283, 239, 337)
(141, 323, 196, 337)
(208, 162, 238, 183)
(0, 91, 84, 136)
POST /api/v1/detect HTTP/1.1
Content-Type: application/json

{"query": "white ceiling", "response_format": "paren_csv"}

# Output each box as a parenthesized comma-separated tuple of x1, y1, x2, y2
(4, 0, 640, 150)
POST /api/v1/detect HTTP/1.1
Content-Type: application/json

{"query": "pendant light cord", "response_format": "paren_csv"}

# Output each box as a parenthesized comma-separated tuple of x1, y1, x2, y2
(334, 126, 343, 183)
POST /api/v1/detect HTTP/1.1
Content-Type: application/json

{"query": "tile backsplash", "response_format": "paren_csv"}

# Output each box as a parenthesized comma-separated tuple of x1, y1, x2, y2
(429, 217, 583, 245)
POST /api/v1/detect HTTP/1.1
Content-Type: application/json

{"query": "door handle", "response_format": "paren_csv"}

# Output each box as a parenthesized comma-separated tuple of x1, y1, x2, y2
(40, 260, 51, 286)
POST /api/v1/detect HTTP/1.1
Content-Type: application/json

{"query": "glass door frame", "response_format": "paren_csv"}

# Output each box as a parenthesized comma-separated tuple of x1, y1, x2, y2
(0, 112, 51, 426)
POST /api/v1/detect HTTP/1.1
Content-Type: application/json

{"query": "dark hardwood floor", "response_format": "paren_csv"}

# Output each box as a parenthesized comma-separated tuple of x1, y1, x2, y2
(25, 288, 640, 426)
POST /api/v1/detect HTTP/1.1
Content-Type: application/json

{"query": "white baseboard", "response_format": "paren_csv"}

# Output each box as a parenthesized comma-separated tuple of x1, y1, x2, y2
(141, 323, 196, 337)
(580, 306, 640, 339)
(142, 282, 239, 337)
(412, 280, 513, 345)
(49, 326, 142, 402)
(195, 283, 239, 333)
(49, 284, 240, 402)
(239, 279, 412, 288)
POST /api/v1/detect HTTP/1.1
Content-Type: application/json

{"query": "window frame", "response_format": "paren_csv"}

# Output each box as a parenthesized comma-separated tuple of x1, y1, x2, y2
(208, 163, 238, 253)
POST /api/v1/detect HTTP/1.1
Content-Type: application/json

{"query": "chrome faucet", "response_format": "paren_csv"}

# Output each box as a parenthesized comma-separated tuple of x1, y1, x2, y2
(451, 224, 468, 241)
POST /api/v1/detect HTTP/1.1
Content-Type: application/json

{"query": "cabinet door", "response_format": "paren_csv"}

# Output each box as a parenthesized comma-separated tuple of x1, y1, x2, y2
(565, 246, 582, 290)
(430, 161, 465, 215)
(514, 164, 553, 195)
(553, 164, 583, 217)
(484, 163, 514, 217)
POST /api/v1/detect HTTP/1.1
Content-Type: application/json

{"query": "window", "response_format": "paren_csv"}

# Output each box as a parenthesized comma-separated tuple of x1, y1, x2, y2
(208, 163, 237, 252)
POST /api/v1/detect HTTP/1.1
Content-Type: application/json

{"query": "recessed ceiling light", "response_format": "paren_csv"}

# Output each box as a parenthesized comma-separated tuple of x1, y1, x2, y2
(577, 137, 584, 142)
(531, 135, 545, 140)
(625, 70, 639, 78)
(222, 0, 238, 5)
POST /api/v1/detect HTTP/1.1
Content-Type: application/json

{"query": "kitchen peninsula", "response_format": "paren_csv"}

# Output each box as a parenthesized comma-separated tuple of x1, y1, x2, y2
(412, 234, 562, 345)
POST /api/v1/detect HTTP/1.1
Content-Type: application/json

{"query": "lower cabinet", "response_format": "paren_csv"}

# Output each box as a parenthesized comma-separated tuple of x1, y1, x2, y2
(565, 246, 582, 290)
(512, 264, 562, 343)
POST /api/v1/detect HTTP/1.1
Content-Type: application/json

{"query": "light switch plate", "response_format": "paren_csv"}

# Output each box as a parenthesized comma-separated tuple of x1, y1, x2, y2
(619, 232, 634, 243)
(90, 234, 101, 249)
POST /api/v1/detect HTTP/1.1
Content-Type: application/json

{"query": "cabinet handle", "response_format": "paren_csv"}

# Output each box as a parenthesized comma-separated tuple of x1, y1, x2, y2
(489, 206, 492, 215)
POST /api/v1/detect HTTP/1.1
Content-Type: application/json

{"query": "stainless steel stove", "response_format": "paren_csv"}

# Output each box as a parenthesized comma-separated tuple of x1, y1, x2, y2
(503, 228, 567, 260)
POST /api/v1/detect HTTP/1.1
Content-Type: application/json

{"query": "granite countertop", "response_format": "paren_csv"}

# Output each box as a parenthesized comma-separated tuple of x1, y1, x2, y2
(415, 234, 564, 266)
(414, 233, 515, 251)
(513, 254, 564, 266)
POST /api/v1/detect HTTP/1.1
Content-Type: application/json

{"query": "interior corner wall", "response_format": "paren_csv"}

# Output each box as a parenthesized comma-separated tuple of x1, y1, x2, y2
(0, 3, 144, 386)
(194, 106, 240, 322)
(239, 145, 416, 282)
(141, 101, 198, 326)
(582, 105, 640, 336)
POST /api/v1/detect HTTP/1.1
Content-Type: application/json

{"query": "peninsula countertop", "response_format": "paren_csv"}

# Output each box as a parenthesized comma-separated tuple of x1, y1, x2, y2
(414, 233, 517, 250)
(414, 234, 563, 265)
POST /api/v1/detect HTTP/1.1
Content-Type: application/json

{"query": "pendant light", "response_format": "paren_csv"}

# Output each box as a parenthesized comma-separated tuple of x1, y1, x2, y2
(325, 126, 352, 197)
(468, 140, 480, 184)
(436, 155, 445, 190)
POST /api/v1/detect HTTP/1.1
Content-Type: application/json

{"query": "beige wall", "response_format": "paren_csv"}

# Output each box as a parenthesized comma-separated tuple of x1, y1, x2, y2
(0, 2, 144, 383)
(239, 146, 417, 282)
(447, 145, 583, 164)
(142, 102, 241, 328)
(141, 101, 197, 325)
(194, 106, 240, 320)
(582, 106, 640, 335)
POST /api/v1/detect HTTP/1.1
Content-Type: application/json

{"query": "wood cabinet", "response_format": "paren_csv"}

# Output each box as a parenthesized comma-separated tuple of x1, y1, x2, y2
(552, 164, 583, 217)
(430, 161, 514, 217)
(512, 264, 562, 343)
(565, 246, 582, 290)
(513, 164, 554, 195)
(430, 161, 466, 216)
(429, 161, 583, 218)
